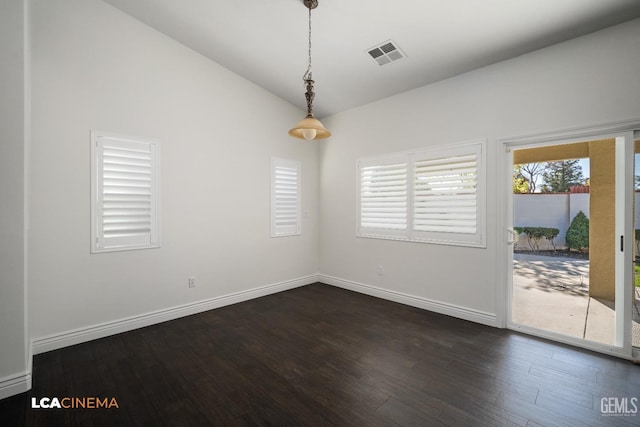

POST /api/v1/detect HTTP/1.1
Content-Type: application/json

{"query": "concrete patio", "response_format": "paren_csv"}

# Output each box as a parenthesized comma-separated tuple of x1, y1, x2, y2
(512, 253, 640, 347)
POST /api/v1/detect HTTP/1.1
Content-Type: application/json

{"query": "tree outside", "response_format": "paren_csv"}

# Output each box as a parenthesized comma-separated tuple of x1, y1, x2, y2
(540, 160, 585, 193)
(513, 159, 586, 194)
(513, 165, 529, 193)
(520, 163, 544, 193)
(566, 211, 589, 252)
(512, 163, 545, 193)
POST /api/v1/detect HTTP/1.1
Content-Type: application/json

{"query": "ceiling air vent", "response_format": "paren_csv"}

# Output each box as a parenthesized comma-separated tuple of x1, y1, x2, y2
(367, 40, 406, 66)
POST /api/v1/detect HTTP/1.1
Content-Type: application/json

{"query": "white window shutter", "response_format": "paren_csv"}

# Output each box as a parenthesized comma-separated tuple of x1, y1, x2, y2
(357, 158, 408, 239)
(271, 158, 301, 237)
(91, 132, 160, 252)
(413, 154, 478, 234)
(356, 140, 485, 247)
(411, 142, 485, 246)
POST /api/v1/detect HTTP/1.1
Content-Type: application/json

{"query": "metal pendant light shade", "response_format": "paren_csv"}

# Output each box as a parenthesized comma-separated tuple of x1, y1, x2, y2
(289, 0, 331, 140)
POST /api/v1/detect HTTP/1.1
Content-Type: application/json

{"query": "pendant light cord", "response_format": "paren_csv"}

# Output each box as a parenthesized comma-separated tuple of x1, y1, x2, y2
(303, 5, 313, 82)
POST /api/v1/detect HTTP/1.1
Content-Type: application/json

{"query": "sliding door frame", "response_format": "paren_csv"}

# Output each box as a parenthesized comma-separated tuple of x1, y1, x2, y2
(496, 119, 640, 360)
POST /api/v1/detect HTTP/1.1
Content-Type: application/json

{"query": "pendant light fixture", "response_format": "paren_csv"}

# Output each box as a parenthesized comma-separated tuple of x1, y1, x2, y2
(288, 0, 331, 140)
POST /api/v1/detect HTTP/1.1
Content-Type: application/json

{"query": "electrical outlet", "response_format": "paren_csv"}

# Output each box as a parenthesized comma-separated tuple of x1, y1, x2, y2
(188, 276, 196, 288)
(377, 265, 384, 276)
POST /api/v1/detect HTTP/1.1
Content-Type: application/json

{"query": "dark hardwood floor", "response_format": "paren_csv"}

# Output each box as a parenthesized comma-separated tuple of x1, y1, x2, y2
(1, 283, 639, 426)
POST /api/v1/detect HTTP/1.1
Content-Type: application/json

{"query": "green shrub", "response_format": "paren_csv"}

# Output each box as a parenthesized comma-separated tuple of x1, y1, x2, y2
(514, 226, 560, 252)
(566, 211, 589, 252)
(542, 227, 560, 251)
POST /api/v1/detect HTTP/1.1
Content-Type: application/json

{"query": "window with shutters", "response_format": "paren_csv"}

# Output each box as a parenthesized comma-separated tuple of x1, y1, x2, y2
(91, 131, 160, 253)
(271, 158, 301, 237)
(357, 140, 486, 247)
(357, 157, 408, 239)
(411, 142, 485, 247)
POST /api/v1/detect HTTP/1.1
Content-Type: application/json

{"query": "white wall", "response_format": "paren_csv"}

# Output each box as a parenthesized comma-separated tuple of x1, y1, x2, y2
(0, 0, 30, 398)
(514, 194, 570, 249)
(513, 193, 591, 249)
(28, 0, 318, 346)
(8, 0, 640, 400)
(569, 193, 590, 227)
(514, 192, 640, 250)
(319, 18, 640, 324)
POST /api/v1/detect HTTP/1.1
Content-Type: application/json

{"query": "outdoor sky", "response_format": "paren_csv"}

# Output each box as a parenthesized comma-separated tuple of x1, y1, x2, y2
(579, 155, 640, 180)
(578, 158, 590, 179)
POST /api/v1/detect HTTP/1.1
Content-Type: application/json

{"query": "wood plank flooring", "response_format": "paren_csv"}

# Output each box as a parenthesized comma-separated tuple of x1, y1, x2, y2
(1, 283, 639, 426)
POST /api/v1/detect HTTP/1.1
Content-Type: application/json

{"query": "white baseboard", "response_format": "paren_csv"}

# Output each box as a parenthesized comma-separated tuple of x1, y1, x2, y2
(319, 274, 497, 327)
(32, 274, 319, 355)
(0, 370, 31, 400)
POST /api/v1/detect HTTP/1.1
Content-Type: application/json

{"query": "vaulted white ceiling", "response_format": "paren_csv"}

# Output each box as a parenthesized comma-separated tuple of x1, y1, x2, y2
(102, 0, 640, 118)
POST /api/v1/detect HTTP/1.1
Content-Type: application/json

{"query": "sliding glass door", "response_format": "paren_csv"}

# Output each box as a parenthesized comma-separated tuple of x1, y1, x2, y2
(504, 129, 637, 358)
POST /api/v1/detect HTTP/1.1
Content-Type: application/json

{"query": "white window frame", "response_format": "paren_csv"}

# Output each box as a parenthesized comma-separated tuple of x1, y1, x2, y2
(271, 157, 301, 237)
(356, 139, 486, 248)
(91, 131, 160, 253)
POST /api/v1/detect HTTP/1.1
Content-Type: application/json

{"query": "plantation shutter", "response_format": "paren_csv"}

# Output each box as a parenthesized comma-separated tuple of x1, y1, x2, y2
(271, 158, 301, 236)
(356, 140, 485, 247)
(358, 159, 408, 238)
(92, 132, 159, 252)
(411, 142, 484, 246)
